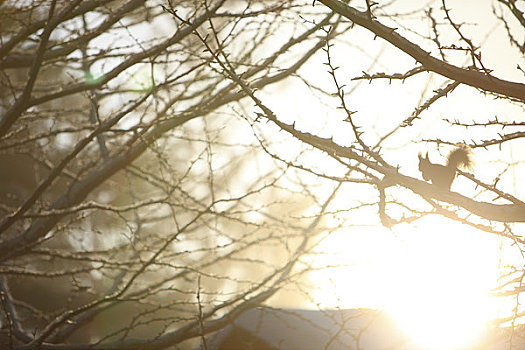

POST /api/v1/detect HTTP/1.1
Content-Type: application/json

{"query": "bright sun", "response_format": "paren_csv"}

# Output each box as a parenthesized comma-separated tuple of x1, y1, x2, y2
(308, 215, 506, 349)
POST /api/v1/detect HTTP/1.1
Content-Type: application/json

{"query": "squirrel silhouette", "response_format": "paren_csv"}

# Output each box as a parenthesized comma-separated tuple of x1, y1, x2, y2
(418, 146, 472, 189)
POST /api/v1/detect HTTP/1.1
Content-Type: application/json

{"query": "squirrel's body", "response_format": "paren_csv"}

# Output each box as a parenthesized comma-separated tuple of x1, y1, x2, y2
(418, 147, 472, 189)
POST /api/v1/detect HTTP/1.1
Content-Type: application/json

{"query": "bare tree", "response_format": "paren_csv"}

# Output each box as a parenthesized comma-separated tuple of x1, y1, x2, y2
(0, 0, 524, 349)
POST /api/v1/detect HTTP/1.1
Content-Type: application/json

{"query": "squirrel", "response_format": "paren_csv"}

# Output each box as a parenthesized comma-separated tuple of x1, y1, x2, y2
(418, 146, 472, 189)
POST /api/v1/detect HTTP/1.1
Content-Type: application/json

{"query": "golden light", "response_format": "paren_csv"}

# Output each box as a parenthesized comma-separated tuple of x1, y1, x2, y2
(383, 225, 499, 350)
(308, 215, 506, 349)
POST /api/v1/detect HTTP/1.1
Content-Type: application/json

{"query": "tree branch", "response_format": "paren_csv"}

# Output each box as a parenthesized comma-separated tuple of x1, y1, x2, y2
(318, 0, 525, 101)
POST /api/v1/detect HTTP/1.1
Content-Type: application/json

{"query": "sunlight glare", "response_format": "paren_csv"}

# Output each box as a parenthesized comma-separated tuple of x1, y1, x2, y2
(308, 215, 503, 349)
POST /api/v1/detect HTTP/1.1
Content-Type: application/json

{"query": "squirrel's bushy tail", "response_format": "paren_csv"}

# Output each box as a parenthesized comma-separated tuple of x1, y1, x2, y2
(446, 146, 472, 170)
